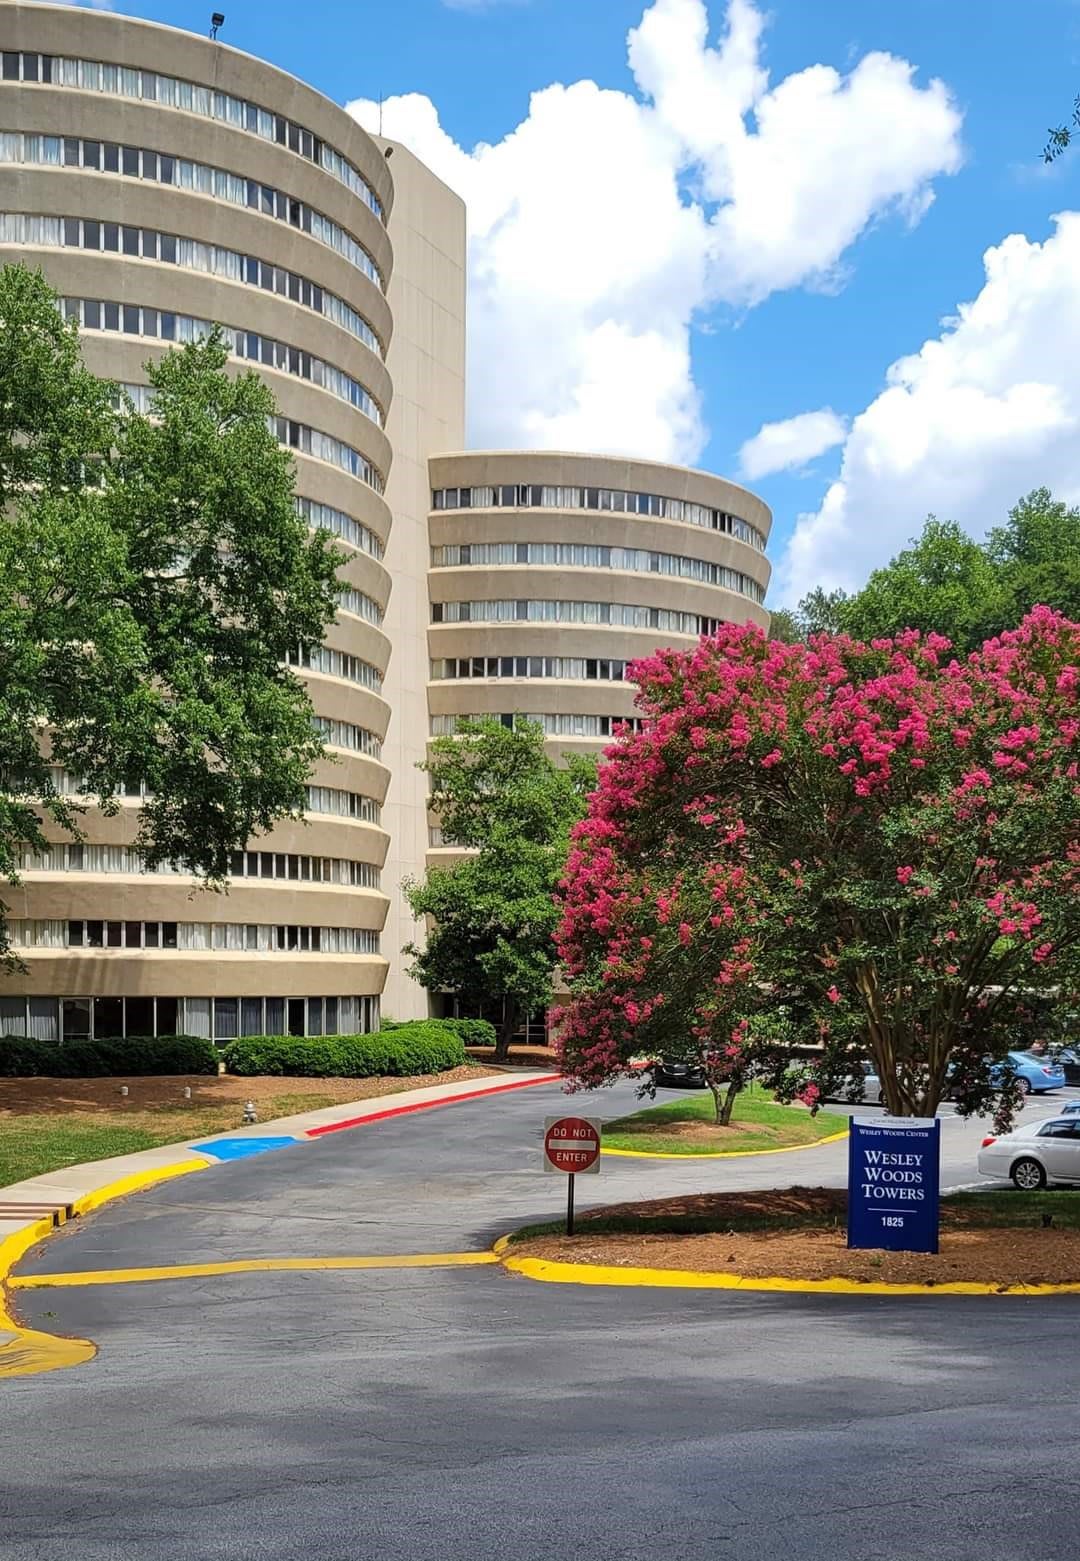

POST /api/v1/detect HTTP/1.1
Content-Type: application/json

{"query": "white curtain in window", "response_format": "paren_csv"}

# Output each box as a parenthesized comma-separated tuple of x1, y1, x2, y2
(181, 998, 211, 1038)
(28, 998, 58, 1043)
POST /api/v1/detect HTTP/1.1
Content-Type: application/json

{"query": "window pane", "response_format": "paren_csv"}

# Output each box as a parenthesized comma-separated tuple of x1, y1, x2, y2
(156, 997, 178, 1036)
(0, 997, 27, 1037)
(62, 999, 91, 1039)
(214, 998, 238, 1040)
(265, 997, 285, 1036)
(287, 998, 305, 1036)
(126, 997, 153, 1036)
(241, 998, 263, 1036)
(93, 997, 124, 1039)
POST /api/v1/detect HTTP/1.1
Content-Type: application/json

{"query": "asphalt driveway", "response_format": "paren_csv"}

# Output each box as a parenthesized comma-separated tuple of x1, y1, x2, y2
(3, 1078, 1078, 1561)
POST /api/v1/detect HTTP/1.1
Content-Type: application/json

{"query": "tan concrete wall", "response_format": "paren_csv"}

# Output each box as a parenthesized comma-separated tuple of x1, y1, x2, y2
(0, 4, 398, 1030)
(374, 141, 466, 1020)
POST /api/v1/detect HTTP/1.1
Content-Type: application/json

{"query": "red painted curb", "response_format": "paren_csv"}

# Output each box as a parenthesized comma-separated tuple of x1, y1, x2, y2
(305, 1072, 563, 1138)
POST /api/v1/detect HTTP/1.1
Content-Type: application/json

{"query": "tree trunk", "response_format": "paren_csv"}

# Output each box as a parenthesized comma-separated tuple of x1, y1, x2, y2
(719, 1079, 740, 1126)
(708, 1078, 740, 1125)
(494, 1002, 517, 1063)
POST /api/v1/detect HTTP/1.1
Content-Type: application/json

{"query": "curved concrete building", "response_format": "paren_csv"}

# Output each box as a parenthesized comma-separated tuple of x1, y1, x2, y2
(426, 449, 771, 766)
(0, 4, 395, 1043)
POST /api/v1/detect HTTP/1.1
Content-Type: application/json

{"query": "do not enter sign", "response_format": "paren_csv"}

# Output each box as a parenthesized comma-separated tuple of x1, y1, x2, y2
(544, 1116, 602, 1175)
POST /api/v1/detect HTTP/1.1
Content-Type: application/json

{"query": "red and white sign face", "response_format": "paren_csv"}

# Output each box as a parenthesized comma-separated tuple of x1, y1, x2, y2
(544, 1115, 602, 1175)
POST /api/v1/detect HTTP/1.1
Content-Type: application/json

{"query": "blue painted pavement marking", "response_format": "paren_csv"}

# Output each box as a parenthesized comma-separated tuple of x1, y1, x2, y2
(194, 1136, 300, 1161)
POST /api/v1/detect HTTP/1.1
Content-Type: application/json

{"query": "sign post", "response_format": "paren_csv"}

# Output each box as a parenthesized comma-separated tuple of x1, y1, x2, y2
(543, 1115, 602, 1236)
(847, 1115, 941, 1253)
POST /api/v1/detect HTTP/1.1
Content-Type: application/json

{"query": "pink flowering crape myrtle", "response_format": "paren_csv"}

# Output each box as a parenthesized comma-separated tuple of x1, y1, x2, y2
(555, 609, 1080, 1131)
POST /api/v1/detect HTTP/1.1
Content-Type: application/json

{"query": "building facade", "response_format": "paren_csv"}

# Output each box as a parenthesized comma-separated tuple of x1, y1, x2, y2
(0, 8, 773, 1043)
(425, 449, 771, 859)
(0, 4, 396, 1043)
(374, 141, 466, 1022)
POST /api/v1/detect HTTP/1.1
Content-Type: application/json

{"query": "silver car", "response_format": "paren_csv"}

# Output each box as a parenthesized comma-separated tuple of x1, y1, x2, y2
(977, 1116, 1080, 1189)
(835, 1061, 883, 1105)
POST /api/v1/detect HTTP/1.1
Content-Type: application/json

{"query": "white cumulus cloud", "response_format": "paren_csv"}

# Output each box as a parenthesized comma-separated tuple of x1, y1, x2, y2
(776, 213, 1080, 604)
(739, 408, 849, 479)
(348, 0, 962, 463)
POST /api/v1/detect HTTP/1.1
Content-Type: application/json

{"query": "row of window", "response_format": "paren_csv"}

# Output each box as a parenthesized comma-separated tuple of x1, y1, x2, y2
(338, 589, 383, 626)
(431, 542, 765, 604)
(1, 53, 385, 222)
(46, 771, 385, 824)
(16, 920, 381, 954)
(63, 297, 383, 425)
(0, 213, 381, 355)
(305, 785, 382, 823)
(269, 414, 383, 492)
(431, 713, 644, 738)
(0, 130, 382, 289)
(297, 498, 384, 561)
(20, 843, 380, 888)
(431, 484, 767, 551)
(313, 717, 383, 757)
(432, 656, 629, 682)
(287, 644, 383, 690)
(0, 992, 379, 1044)
(431, 600, 724, 635)
(118, 383, 385, 492)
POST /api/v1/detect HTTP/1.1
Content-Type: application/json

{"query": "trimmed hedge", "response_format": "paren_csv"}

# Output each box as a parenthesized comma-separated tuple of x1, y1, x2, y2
(223, 1020, 469, 1078)
(0, 1033, 219, 1078)
(437, 1017, 498, 1049)
(383, 1016, 498, 1049)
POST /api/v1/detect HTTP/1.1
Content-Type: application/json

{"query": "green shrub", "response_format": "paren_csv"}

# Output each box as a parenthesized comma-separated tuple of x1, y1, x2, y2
(224, 1022, 468, 1078)
(436, 1017, 498, 1049)
(0, 1033, 219, 1077)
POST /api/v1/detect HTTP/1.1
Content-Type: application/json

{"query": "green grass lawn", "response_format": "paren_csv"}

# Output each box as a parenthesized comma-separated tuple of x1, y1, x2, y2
(0, 1118, 196, 1187)
(0, 1093, 340, 1188)
(602, 1084, 848, 1155)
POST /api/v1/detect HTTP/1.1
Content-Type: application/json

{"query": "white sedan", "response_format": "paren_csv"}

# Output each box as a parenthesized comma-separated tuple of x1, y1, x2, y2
(977, 1117, 1080, 1190)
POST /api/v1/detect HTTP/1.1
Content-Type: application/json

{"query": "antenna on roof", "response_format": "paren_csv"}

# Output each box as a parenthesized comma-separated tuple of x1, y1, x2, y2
(209, 12, 225, 40)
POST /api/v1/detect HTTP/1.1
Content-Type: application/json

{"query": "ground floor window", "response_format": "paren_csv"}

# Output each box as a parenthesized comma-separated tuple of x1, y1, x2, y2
(436, 995, 548, 1043)
(0, 994, 380, 1043)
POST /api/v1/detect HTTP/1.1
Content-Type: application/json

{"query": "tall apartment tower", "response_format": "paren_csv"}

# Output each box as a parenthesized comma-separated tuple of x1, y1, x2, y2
(0, 4, 399, 1044)
(374, 142, 466, 1021)
(0, 6, 772, 1041)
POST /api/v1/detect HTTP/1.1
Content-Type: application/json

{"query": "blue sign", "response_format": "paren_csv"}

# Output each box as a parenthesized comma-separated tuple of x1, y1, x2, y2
(847, 1116, 941, 1253)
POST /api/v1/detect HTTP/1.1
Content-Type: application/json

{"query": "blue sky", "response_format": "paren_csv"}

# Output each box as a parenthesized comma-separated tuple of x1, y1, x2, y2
(78, 1, 1080, 602)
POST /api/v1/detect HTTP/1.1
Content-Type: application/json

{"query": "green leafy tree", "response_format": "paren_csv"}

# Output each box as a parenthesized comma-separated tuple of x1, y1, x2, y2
(1044, 99, 1080, 162)
(0, 264, 340, 968)
(404, 718, 590, 1060)
(557, 614, 1080, 1132)
(988, 488, 1080, 628)
(797, 585, 850, 637)
(765, 607, 803, 644)
(837, 518, 1008, 653)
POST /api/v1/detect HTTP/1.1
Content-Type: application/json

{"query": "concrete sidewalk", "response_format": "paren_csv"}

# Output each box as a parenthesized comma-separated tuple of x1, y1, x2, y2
(0, 1068, 560, 1252)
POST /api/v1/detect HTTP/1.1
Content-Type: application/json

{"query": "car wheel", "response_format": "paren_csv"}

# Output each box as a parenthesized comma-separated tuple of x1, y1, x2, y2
(1011, 1157, 1046, 1191)
(1015, 1077, 1031, 1097)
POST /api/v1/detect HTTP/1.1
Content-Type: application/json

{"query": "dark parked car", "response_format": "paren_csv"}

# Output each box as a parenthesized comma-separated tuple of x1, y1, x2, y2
(652, 1058, 707, 1089)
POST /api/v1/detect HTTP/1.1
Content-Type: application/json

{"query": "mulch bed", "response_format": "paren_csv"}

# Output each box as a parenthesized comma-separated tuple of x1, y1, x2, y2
(0, 1066, 500, 1117)
(512, 1188, 1080, 1287)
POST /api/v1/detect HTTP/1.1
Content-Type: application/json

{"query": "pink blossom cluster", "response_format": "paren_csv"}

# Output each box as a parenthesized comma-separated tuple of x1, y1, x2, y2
(556, 609, 1080, 1096)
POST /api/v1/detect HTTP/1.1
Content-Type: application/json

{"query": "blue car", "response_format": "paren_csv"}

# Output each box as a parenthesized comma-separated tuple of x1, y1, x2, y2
(990, 1050, 1067, 1096)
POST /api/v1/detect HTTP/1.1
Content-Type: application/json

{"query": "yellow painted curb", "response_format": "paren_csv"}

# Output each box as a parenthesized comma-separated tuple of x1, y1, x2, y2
(600, 1127, 850, 1160)
(501, 1253, 1080, 1298)
(13, 1251, 499, 1289)
(0, 1218, 96, 1378)
(0, 1156, 208, 1378)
